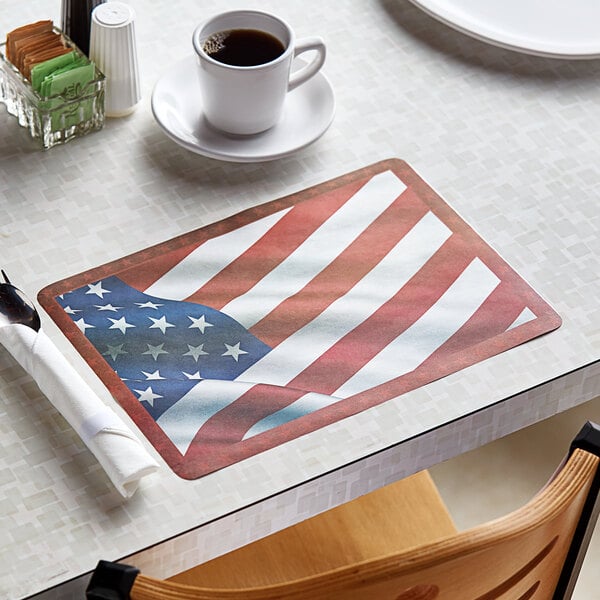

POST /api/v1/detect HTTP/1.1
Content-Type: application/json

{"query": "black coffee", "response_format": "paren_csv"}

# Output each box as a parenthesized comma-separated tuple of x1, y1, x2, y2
(203, 28, 285, 67)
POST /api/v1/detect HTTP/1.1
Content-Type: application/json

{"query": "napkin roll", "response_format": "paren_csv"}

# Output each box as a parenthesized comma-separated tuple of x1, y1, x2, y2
(1, 323, 159, 497)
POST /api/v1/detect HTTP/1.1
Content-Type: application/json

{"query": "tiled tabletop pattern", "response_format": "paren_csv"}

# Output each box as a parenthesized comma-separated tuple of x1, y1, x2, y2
(1, 1, 599, 598)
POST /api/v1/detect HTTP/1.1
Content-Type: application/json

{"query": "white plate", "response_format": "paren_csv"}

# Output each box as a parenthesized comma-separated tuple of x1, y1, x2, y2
(151, 56, 335, 162)
(409, 0, 600, 58)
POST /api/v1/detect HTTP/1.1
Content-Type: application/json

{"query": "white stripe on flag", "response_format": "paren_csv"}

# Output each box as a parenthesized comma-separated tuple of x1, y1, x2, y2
(242, 391, 344, 440)
(222, 170, 408, 328)
(156, 380, 255, 454)
(334, 258, 501, 397)
(144, 208, 292, 300)
(508, 307, 536, 330)
(235, 210, 451, 386)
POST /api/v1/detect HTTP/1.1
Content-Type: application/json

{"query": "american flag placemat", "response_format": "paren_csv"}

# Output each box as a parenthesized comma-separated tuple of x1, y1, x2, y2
(39, 159, 561, 478)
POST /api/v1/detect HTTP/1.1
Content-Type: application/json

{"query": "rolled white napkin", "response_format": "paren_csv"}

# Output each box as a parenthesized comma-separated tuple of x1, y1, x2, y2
(1, 323, 159, 497)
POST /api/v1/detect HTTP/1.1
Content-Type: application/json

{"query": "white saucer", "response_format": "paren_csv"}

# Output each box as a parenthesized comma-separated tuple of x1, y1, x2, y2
(151, 56, 335, 162)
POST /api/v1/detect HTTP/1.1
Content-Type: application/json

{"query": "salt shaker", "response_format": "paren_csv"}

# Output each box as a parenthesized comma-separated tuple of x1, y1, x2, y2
(89, 2, 141, 117)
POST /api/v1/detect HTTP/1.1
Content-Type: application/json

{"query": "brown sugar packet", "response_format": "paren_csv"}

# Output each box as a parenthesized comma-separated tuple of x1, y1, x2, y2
(14, 31, 64, 74)
(6, 20, 53, 63)
(23, 45, 72, 80)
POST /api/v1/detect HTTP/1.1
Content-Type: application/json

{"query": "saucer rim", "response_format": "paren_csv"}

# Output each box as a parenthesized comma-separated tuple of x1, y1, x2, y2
(151, 56, 335, 163)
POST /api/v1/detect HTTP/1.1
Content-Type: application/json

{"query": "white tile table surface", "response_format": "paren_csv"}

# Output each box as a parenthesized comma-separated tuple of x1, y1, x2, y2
(1, 1, 599, 598)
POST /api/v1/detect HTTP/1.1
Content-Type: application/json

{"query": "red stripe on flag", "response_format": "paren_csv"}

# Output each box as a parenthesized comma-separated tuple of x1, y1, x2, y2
(184, 177, 370, 309)
(419, 278, 532, 364)
(187, 384, 306, 448)
(119, 244, 197, 292)
(250, 188, 431, 347)
(359, 279, 536, 404)
(285, 234, 476, 395)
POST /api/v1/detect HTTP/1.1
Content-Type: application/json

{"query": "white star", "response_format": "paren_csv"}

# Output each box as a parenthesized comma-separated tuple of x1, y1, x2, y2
(136, 301, 163, 310)
(103, 344, 127, 361)
(95, 303, 123, 312)
(63, 306, 81, 315)
(134, 386, 163, 407)
(108, 316, 136, 334)
(142, 369, 165, 380)
(74, 318, 95, 333)
(148, 315, 175, 334)
(222, 342, 248, 362)
(182, 344, 209, 362)
(143, 343, 169, 360)
(188, 315, 213, 334)
(183, 371, 202, 380)
(86, 281, 110, 298)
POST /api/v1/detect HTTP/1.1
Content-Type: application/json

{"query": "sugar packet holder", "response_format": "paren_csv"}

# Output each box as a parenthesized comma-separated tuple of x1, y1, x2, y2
(0, 26, 105, 149)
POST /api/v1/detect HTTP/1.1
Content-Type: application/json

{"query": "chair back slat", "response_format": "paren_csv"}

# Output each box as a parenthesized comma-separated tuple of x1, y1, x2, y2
(127, 448, 599, 600)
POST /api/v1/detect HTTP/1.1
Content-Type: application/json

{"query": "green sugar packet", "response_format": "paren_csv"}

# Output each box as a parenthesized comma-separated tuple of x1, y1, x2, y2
(39, 60, 97, 130)
(40, 57, 94, 99)
(30, 51, 77, 93)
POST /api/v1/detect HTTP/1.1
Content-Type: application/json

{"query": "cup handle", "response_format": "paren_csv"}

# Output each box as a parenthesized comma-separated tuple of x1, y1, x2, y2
(288, 36, 326, 91)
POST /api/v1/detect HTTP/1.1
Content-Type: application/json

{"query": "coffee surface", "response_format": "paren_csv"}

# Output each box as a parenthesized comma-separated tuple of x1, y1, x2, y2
(203, 28, 285, 66)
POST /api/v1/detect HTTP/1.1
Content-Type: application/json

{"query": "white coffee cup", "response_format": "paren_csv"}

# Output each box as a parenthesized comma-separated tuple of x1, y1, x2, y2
(192, 10, 326, 135)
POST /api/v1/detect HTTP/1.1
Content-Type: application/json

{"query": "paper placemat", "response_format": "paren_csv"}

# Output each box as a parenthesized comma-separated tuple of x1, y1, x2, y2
(39, 159, 561, 479)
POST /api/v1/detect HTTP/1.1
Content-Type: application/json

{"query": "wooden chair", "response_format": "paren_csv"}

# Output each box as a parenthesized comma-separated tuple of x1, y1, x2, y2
(87, 421, 600, 600)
